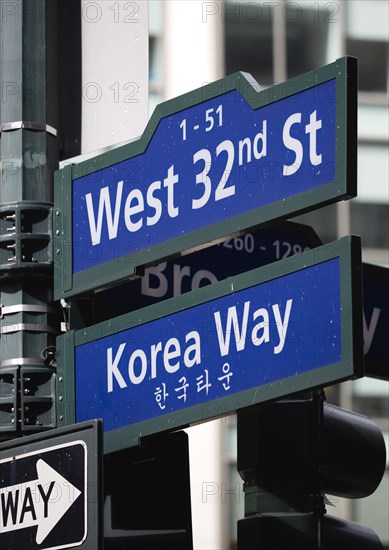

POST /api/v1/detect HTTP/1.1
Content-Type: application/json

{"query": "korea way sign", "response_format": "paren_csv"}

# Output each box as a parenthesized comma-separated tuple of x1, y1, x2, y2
(54, 56, 357, 299)
(0, 420, 102, 550)
(56, 236, 363, 454)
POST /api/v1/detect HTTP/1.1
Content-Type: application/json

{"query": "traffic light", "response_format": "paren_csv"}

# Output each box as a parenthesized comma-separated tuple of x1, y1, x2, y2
(321, 403, 386, 549)
(237, 392, 386, 549)
(104, 430, 193, 550)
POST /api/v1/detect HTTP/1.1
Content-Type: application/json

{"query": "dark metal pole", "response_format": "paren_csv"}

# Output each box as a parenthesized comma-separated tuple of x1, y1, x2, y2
(0, 0, 59, 438)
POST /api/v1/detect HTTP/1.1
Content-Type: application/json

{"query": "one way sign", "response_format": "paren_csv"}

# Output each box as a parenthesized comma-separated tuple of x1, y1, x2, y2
(0, 420, 102, 550)
(0, 457, 81, 544)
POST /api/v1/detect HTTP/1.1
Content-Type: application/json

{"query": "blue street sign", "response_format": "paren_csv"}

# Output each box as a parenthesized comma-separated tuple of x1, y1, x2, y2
(56, 237, 363, 453)
(72, 81, 335, 275)
(54, 57, 357, 299)
(363, 264, 389, 380)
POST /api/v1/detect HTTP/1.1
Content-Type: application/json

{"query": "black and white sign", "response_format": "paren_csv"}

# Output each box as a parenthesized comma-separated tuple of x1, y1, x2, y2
(0, 421, 102, 550)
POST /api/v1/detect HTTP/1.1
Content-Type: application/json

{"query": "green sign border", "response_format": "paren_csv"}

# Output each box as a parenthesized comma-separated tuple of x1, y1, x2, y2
(0, 420, 103, 550)
(56, 236, 363, 455)
(54, 56, 357, 300)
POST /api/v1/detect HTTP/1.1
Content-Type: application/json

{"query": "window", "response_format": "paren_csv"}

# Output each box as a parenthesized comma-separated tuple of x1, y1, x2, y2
(347, 39, 388, 93)
(345, 0, 389, 93)
(224, 1, 274, 85)
(351, 202, 389, 252)
(286, 1, 335, 78)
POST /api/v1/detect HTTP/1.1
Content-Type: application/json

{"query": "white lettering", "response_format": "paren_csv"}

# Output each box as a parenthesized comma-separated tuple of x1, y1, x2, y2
(146, 180, 162, 226)
(86, 181, 123, 245)
(191, 269, 218, 290)
(164, 338, 181, 373)
(128, 349, 147, 384)
(238, 121, 267, 166)
(282, 113, 303, 176)
(173, 264, 191, 297)
(142, 263, 168, 298)
(106, 332, 202, 392)
(305, 109, 322, 166)
(363, 308, 381, 355)
(124, 189, 144, 232)
(215, 139, 235, 201)
(184, 331, 201, 367)
(142, 263, 218, 299)
(272, 299, 293, 354)
(150, 342, 163, 379)
(104, 297, 294, 395)
(107, 344, 127, 392)
(214, 302, 250, 357)
(164, 164, 179, 218)
(251, 307, 270, 346)
(238, 137, 251, 165)
(253, 120, 267, 160)
(84, 164, 180, 245)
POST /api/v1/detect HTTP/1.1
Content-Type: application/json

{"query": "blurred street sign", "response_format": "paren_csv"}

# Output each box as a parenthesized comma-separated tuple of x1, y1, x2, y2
(54, 57, 357, 299)
(363, 263, 389, 380)
(56, 237, 363, 454)
(89, 222, 322, 322)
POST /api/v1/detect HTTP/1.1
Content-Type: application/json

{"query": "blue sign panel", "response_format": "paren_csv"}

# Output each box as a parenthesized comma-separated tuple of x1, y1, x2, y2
(54, 57, 357, 299)
(75, 260, 353, 434)
(56, 236, 362, 451)
(72, 82, 335, 274)
(75, 258, 341, 431)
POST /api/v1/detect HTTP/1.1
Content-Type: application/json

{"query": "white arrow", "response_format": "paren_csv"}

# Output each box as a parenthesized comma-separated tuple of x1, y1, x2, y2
(0, 459, 82, 544)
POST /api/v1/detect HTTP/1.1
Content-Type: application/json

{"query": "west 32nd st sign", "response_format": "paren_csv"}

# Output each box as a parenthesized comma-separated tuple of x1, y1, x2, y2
(54, 56, 356, 299)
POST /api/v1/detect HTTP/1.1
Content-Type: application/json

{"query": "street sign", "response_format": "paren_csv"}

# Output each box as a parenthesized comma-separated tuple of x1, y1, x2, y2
(89, 221, 322, 323)
(0, 420, 102, 550)
(363, 263, 389, 380)
(54, 56, 357, 299)
(56, 236, 363, 454)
